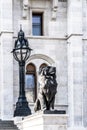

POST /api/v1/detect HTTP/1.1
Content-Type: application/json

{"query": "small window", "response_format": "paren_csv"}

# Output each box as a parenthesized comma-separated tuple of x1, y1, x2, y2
(26, 74, 35, 89)
(25, 63, 37, 102)
(32, 13, 43, 36)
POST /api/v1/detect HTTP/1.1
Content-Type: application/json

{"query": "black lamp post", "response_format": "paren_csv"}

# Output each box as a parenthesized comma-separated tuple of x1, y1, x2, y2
(12, 27, 32, 116)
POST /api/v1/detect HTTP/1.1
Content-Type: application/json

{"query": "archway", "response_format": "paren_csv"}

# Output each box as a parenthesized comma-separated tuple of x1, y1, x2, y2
(26, 54, 55, 65)
(25, 63, 36, 102)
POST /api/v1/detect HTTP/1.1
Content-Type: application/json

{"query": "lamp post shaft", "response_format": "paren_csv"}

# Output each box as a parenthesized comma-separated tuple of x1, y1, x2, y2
(19, 61, 25, 98)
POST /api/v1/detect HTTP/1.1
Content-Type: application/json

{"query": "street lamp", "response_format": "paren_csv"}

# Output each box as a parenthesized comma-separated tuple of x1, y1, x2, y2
(12, 27, 32, 116)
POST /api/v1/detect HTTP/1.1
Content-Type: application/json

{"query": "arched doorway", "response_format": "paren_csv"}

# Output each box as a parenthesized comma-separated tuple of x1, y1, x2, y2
(25, 63, 37, 103)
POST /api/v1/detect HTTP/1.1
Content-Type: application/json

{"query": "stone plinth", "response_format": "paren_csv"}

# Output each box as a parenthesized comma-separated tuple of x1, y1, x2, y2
(16, 111, 68, 130)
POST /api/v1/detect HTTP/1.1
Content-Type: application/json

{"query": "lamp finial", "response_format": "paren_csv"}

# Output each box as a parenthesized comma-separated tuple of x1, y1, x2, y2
(20, 24, 22, 31)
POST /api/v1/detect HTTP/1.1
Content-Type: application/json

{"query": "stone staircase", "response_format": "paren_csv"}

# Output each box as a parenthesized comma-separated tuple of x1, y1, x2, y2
(0, 119, 19, 130)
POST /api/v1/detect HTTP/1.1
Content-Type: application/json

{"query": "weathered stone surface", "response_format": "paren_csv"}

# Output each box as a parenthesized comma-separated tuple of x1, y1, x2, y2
(15, 112, 68, 130)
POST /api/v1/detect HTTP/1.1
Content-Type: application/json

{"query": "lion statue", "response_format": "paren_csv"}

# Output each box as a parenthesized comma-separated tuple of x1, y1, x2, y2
(34, 66, 58, 112)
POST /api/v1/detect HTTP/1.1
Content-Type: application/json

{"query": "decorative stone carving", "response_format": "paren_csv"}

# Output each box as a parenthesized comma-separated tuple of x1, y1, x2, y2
(22, 0, 29, 18)
(53, 0, 58, 8)
(34, 66, 58, 112)
(52, 0, 58, 20)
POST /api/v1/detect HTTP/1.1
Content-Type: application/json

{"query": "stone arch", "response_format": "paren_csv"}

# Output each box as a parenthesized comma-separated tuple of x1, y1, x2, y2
(26, 54, 55, 65)
(26, 63, 36, 74)
(39, 63, 48, 69)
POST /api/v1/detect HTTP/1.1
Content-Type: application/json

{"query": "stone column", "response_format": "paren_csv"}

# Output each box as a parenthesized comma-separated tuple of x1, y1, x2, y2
(67, 0, 84, 129)
(0, 0, 13, 120)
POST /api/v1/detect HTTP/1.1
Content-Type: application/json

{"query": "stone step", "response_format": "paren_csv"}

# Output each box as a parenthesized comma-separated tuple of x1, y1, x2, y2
(0, 120, 19, 130)
(0, 129, 18, 130)
(0, 129, 17, 130)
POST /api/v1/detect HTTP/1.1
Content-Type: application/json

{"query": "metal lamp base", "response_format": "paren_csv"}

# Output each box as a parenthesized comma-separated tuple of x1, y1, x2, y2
(14, 97, 31, 117)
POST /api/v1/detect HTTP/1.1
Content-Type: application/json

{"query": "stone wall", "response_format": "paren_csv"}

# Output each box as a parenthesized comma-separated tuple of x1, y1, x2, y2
(82, 0, 87, 127)
(13, 0, 68, 113)
(1, 0, 87, 130)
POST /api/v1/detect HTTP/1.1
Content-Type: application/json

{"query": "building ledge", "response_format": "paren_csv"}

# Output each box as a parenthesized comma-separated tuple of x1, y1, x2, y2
(13, 35, 67, 40)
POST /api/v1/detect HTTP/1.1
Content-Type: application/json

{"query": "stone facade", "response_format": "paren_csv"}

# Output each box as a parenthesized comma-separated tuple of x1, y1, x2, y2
(0, 0, 87, 130)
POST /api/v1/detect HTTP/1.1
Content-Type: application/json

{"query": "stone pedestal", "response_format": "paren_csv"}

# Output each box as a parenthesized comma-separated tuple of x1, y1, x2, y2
(15, 111, 68, 130)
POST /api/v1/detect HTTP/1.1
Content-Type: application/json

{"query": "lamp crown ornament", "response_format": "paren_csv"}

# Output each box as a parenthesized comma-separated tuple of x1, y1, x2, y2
(12, 25, 32, 62)
(18, 25, 25, 42)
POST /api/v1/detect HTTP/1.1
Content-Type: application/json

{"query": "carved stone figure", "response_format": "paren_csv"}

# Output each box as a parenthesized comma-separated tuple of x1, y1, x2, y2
(34, 66, 58, 112)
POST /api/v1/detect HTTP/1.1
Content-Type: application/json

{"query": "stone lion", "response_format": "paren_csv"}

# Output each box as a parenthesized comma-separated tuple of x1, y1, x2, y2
(34, 66, 58, 112)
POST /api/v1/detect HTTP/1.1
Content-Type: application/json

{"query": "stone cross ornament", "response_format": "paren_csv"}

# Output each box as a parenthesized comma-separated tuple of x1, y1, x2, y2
(34, 66, 58, 112)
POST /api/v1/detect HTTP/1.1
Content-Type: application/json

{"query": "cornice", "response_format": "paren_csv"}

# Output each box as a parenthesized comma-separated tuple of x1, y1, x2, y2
(66, 33, 83, 40)
(0, 31, 14, 35)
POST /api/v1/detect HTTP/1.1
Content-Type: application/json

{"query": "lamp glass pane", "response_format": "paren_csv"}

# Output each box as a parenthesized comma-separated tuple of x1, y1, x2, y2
(15, 49, 21, 61)
(22, 49, 27, 60)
